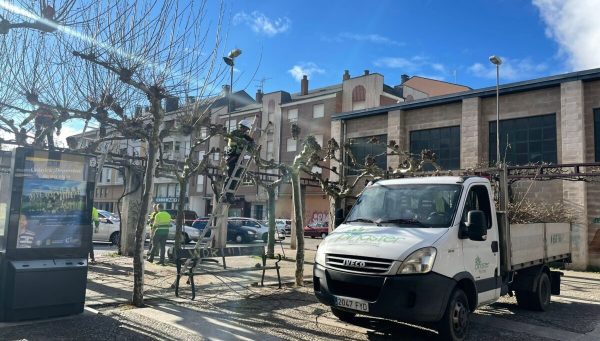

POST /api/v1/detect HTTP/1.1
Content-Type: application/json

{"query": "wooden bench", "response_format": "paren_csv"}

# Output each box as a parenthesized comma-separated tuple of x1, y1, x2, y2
(170, 245, 282, 300)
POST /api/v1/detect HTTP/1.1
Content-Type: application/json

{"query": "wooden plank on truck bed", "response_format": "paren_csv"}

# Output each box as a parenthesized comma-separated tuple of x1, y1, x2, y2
(545, 223, 571, 259)
(510, 223, 545, 266)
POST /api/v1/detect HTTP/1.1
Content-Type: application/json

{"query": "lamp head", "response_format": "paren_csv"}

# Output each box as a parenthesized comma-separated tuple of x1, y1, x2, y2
(228, 48, 242, 59)
(489, 55, 502, 65)
(223, 56, 233, 66)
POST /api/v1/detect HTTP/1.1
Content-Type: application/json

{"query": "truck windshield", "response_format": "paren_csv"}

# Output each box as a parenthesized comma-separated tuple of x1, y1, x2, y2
(346, 184, 462, 228)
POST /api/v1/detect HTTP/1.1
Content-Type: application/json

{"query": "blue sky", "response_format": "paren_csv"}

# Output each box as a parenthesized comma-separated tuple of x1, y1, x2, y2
(217, 0, 600, 94)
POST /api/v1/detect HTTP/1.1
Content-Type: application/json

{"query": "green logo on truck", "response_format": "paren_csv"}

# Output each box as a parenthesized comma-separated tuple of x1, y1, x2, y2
(475, 256, 490, 271)
(331, 227, 406, 244)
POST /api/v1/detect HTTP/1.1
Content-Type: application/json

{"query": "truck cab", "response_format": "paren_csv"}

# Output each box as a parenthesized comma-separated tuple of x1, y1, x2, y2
(313, 176, 567, 340)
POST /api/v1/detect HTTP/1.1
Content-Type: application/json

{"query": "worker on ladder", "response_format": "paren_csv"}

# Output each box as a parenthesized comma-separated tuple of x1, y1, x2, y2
(224, 118, 254, 203)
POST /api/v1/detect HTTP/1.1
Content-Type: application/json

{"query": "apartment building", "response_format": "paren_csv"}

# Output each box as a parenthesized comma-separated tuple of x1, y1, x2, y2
(331, 68, 600, 270)
(70, 71, 470, 225)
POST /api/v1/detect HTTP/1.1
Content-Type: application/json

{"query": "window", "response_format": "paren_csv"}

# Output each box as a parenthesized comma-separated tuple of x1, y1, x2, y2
(461, 185, 492, 229)
(105, 168, 112, 183)
(227, 120, 237, 132)
(352, 85, 366, 102)
(174, 141, 181, 153)
(213, 152, 220, 161)
(595, 109, 600, 162)
(313, 103, 324, 118)
(288, 108, 298, 122)
(410, 126, 460, 170)
(348, 134, 387, 174)
(164, 120, 175, 130)
(163, 141, 173, 152)
(197, 175, 204, 187)
(200, 127, 208, 138)
(489, 114, 556, 165)
(287, 138, 297, 152)
(313, 134, 324, 147)
(198, 151, 206, 162)
(266, 141, 274, 160)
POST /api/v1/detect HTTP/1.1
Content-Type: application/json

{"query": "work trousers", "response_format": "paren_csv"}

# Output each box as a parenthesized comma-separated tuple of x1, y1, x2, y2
(149, 230, 168, 263)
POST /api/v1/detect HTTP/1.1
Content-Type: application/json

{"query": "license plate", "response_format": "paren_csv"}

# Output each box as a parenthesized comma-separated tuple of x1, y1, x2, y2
(334, 296, 369, 312)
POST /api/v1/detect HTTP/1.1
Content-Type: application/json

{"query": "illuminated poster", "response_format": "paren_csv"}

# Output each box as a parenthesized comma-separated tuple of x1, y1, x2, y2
(16, 153, 88, 249)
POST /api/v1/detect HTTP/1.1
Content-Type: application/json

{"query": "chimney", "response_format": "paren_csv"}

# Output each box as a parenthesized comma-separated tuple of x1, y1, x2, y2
(401, 74, 410, 84)
(343, 70, 350, 81)
(364, 70, 370, 76)
(301, 75, 308, 95)
(256, 89, 263, 103)
(221, 84, 230, 96)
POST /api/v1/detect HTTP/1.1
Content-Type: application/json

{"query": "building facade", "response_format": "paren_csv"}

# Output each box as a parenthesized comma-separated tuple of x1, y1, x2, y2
(332, 68, 600, 270)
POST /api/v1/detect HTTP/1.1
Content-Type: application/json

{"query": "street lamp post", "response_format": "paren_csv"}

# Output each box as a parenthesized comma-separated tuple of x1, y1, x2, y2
(489, 55, 502, 166)
(223, 48, 242, 133)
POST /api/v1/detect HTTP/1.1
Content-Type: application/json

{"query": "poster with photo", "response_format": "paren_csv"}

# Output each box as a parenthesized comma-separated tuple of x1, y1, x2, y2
(16, 153, 88, 249)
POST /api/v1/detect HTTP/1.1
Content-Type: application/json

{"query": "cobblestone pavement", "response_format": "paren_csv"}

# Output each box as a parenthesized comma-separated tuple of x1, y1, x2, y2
(1, 238, 599, 340)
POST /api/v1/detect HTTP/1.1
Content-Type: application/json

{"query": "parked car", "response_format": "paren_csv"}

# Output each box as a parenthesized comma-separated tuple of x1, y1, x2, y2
(164, 209, 198, 226)
(93, 209, 121, 244)
(230, 217, 285, 242)
(304, 221, 329, 238)
(144, 222, 200, 244)
(192, 217, 285, 243)
(276, 219, 292, 235)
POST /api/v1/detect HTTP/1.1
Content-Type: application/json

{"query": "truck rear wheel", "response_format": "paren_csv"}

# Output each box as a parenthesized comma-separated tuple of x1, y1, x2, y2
(331, 307, 355, 322)
(516, 272, 551, 311)
(437, 288, 469, 341)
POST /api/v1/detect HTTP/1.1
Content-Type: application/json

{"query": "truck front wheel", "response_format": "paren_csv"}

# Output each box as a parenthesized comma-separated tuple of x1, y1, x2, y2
(331, 307, 355, 322)
(437, 288, 470, 341)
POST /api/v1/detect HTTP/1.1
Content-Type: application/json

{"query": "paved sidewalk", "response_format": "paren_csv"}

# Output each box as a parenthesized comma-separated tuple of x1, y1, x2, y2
(1, 239, 599, 341)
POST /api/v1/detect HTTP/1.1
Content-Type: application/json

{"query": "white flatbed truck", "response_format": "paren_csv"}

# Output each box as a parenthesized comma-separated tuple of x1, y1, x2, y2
(313, 176, 571, 340)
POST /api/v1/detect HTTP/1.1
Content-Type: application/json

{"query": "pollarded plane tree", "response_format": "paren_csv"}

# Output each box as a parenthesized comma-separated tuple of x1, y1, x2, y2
(303, 136, 443, 232)
(154, 103, 227, 260)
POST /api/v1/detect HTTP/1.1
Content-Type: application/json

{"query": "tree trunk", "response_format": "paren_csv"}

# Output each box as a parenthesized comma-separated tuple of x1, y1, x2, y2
(132, 99, 163, 307)
(174, 178, 188, 261)
(328, 196, 341, 233)
(291, 172, 304, 286)
(266, 186, 276, 258)
(120, 168, 143, 256)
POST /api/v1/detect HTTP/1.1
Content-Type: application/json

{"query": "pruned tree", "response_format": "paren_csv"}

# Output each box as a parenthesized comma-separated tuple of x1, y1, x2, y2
(155, 103, 225, 259)
(248, 147, 290, 258)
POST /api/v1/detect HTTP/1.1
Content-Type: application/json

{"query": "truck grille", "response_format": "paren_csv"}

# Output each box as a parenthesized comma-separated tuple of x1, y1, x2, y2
(326, 254, 394, 274)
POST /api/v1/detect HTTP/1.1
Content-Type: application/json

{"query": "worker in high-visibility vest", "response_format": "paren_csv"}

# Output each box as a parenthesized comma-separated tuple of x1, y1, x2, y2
(90, 207, 99, 264)
(148, 204, 171, 265)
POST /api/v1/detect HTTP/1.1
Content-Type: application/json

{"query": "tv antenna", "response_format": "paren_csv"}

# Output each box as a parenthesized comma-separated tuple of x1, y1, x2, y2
(255, 77, 272, 92)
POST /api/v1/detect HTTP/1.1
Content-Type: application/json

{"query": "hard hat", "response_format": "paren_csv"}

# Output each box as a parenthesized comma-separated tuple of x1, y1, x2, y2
(239, 118, 253, 129)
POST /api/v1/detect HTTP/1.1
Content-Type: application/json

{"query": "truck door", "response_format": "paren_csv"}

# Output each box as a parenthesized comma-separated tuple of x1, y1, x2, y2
(461, 184, 500, 305)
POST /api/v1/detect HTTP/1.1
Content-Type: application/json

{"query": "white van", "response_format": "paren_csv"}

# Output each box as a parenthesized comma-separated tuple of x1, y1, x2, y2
(93, 210, 121, 244)
(313, 176, 570, 340)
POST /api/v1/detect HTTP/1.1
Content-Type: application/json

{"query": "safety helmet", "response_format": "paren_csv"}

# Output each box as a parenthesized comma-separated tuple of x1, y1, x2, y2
(239, 118, 253, 129)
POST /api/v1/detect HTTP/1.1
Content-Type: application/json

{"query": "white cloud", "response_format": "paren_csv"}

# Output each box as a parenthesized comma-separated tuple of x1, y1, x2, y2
(233, 11, 291, 37)
(374, 57, 416, 69)
(468, 57, 549, 81)
(329, 32, 404, 46)
(533, 0, 600, 70)
(288, 62, 325, 82)
(373, 56, 449, 81)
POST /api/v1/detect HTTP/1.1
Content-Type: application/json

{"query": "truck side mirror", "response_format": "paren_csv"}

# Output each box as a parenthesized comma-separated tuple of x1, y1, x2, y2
(466, 210, 487, 241)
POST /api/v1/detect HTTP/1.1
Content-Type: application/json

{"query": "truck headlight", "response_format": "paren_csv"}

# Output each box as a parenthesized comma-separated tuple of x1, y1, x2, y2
(397, 247, 437, 274)
(315, 246, 326, 266)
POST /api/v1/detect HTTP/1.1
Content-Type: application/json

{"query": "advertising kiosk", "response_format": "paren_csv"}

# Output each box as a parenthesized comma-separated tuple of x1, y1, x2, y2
(0, 147, 96, 321)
